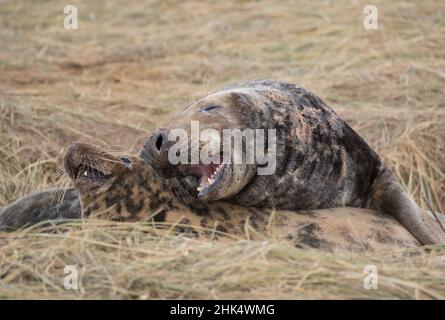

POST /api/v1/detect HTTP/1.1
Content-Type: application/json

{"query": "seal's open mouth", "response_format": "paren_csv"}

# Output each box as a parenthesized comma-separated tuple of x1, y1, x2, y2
(186, 162, 227, 198)
(73, 163, 109, 182)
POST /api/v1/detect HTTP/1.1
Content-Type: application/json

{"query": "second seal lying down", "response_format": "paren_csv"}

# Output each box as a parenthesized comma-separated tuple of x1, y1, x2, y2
(2, 142, 440, 252)
(141, 79, 444, 245)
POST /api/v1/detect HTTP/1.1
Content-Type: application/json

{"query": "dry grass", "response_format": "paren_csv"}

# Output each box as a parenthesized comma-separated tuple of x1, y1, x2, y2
(0, 0, 444, 299)
(1, 221, 445, 300)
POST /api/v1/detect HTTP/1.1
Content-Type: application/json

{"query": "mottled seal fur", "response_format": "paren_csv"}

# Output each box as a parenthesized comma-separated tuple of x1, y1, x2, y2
(2, 142, 443, 252)
(141, 79, 445, 245)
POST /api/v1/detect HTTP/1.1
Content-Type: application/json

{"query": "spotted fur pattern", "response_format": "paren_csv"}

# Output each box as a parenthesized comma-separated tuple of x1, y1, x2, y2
(2, 142, 443, 251)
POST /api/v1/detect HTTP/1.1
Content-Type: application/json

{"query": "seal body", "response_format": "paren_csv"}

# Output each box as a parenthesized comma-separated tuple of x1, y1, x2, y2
(0, 188, 80, 231)
(58, 142, 434, 251)
(0, 141, 432, 252)
(142, 80, 380, 209)
(141, 80, 445, 245)
(219, 80, 380, 210)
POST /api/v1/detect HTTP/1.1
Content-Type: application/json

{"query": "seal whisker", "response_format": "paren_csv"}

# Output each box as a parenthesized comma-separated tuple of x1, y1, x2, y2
(174, 180, 191, 210)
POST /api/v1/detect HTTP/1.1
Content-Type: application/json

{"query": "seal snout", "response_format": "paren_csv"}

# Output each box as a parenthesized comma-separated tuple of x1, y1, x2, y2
(64, 141, 101, 180)
(140, 129, 171, 171)
(64, 142, 83, 180)
(148, 130, 168, 154)
(64, 141, 126, 184)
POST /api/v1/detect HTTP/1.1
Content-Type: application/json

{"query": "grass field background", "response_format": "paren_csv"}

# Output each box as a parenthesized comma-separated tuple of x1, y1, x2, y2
(0, 0, 444, 299)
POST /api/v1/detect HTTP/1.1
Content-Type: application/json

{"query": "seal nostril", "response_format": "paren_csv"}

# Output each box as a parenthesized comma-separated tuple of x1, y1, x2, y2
(155, 133, 163, 151)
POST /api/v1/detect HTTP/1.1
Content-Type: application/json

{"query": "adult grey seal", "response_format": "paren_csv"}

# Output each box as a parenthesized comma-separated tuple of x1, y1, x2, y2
(140, 79, 445, 245)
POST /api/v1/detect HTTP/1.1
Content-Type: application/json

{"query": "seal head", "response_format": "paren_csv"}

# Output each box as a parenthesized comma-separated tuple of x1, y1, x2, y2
(140, 90, 267, 201)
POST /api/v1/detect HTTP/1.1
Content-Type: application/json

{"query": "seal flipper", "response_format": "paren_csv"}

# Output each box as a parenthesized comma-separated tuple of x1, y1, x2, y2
(371, 166, 445, 245)
(0, 188, 81, 232)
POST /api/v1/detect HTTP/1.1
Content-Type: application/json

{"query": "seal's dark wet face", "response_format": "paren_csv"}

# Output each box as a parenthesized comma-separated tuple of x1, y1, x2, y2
(140, 90, 261, 202)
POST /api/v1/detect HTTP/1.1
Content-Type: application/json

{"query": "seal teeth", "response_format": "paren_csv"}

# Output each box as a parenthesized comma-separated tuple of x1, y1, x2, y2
(197, 164, 223, 193)
(211, 164, 222, 178)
